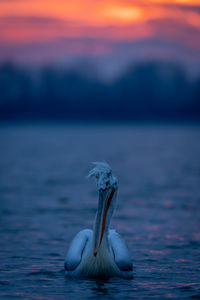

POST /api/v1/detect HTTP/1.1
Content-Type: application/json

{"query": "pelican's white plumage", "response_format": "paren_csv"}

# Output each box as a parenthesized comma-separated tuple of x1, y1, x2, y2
(64, 162, 133, 279)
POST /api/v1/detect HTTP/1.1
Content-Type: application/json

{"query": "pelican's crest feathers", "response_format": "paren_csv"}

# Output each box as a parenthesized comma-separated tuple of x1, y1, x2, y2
(87, 162, 118, 190)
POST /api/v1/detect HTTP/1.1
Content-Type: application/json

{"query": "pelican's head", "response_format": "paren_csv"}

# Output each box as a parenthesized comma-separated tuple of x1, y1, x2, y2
(88, 162, 118, 256)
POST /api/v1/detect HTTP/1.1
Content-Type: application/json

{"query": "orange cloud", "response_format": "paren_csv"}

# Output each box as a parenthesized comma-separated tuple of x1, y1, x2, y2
(0, 0, 200, 26)
(0, 0, 198, 24)
(0, 0, 200, 63)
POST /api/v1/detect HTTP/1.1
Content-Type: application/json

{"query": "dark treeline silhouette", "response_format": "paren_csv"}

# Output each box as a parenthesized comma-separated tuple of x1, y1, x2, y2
(0, 61, 200, 121)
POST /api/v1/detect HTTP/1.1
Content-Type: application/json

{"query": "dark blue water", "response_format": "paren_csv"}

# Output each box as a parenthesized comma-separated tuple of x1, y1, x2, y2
(0, 123, 200, 299)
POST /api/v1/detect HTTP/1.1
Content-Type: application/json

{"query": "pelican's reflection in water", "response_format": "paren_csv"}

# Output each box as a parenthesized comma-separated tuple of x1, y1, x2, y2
(92, 281, 110, 296)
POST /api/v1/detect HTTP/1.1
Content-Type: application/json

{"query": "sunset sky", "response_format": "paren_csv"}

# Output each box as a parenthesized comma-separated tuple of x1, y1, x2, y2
(0, 0, 200, 74)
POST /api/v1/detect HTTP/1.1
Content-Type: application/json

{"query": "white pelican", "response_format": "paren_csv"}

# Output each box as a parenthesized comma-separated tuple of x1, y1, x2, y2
(64, 162, 133, 279)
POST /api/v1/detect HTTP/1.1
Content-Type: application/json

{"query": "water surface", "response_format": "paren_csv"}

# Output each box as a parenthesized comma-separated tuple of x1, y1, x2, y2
(0, 123, 200, 299)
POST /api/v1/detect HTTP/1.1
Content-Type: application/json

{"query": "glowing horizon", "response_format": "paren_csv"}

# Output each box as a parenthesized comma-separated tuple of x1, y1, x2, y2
(0, 0, 200, 65)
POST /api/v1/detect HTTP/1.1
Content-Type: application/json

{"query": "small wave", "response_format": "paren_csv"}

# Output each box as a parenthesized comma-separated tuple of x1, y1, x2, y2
(58, 197, 69, 203)
(179, 286, 192, 291)
(190, 294, 200, 299)
(0, 280, 9, 286)
(190, 241, 200, 247)
(48, 252, 61, 257)
(27, 270, 57, 277)
(11, 255, 27, 259)
(166, 244, 185, 249)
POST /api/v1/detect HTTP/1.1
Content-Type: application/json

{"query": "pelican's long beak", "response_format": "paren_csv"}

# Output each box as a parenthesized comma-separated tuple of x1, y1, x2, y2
(93, 187, 115, 256)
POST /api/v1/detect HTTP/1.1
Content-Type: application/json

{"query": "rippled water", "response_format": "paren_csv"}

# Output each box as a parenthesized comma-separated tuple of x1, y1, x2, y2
(0, 123, 200, 299)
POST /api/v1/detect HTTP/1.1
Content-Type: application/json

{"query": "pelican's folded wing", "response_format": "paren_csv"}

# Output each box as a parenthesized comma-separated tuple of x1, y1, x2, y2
(109, 230, 133, 278)
(65, 229, 92, 271)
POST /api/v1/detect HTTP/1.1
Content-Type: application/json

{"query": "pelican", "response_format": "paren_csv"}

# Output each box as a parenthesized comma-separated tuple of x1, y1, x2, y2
(64, 162, 133, 279)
